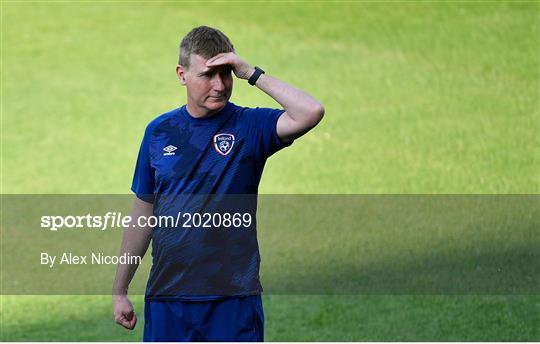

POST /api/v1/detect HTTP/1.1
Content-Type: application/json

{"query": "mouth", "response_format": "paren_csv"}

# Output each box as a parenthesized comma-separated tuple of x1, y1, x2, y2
(208, 95, 225, 101)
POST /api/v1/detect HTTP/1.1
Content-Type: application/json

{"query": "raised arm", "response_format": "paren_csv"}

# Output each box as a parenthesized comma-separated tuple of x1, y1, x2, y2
(206, 53, 325, 142)
(112, 196, 154, 330)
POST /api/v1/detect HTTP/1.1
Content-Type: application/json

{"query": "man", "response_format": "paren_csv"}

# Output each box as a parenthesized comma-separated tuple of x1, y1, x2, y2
(112, 26, 324, 341)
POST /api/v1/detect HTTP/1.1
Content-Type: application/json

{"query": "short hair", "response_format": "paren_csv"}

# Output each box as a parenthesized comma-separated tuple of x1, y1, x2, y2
(179, 26, 234, 69)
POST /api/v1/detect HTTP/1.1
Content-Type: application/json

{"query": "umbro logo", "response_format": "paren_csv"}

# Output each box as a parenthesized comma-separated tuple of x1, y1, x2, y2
(163, 145, 177, 156)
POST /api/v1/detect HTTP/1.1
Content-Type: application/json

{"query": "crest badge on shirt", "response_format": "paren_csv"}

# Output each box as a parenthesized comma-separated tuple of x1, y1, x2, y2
(213, 133, 235, 156)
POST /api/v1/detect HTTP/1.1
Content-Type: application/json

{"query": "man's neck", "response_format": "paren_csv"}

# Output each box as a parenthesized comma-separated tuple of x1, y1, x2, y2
(186, 103, 224, 119)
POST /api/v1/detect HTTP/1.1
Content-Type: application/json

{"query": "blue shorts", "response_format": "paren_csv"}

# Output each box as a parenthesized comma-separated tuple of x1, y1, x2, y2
(143, 295, 264, 342)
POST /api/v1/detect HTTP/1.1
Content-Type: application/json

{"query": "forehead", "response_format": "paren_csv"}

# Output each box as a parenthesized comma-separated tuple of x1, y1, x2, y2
(188, 54, 211, 72)
(188, 53, 231, 76)
(189, 54, 208, 67)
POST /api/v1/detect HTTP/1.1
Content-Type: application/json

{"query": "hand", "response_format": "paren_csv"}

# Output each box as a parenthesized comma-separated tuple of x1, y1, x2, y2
(206, 52, 255, 80)
(113, 295, 137, 330)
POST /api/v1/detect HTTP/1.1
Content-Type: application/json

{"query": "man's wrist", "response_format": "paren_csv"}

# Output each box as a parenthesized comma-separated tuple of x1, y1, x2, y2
(113, 294, 129, 301)
(112, 285, 128, 296)
(248, 66, 265, 85)
(241, 66, 255, 80)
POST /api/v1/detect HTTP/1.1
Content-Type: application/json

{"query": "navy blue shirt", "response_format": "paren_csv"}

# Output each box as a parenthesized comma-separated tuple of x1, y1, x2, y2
(131, 102, 291, 300)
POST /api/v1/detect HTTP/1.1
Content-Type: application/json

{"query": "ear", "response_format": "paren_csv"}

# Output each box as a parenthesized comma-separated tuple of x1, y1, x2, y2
(176, 65, 187, 85)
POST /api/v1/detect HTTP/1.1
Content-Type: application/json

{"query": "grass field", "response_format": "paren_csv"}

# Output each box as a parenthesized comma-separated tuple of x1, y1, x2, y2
(1, 1, 539, 341)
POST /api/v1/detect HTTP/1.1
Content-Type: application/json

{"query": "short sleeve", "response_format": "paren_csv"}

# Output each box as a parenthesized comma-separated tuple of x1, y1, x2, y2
(131, 125, 155, 203)
(250, 107, 293, 158)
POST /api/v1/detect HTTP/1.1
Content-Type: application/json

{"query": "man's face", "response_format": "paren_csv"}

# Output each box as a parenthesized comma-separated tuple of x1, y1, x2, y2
(177, 53, 233, 116)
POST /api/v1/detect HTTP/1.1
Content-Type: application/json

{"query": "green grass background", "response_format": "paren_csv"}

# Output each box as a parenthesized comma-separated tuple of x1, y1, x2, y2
(1, 0, 539, 341)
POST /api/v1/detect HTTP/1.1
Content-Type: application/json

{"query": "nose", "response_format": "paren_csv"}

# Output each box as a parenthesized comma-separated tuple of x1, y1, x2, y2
(211, 74, 225, 92)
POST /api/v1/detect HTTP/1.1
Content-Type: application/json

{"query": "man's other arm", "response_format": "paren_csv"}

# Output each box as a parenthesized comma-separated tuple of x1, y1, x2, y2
(205, 53, 325, 142)
(112, 197, 153, 330)
(254, 73, 325, 142)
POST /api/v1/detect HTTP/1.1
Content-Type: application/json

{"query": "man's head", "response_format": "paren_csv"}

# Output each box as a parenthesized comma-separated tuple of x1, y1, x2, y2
(177, 26, 235, 117)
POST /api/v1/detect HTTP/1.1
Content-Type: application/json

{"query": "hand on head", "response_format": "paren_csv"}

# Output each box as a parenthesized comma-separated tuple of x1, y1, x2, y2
(206, 53, 254, 80)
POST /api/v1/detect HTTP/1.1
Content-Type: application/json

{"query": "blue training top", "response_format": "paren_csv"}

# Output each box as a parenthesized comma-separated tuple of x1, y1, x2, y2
(131, 101, 291, 301)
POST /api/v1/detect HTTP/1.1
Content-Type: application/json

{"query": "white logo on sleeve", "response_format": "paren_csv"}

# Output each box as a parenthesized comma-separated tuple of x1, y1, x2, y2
(163, 145, 177, 156)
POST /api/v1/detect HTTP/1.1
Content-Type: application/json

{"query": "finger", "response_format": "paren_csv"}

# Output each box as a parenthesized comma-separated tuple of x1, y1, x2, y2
(206, 55, 220, 65)
(206, 54, 232, 66)
(116, 315, 131, 328)
(115, 311, 135, 329)
(206, 57, 226, 66)
(125, 310, 134, 321)
(206, 54, 220, 63)
(129, 313, 137, 329)
(125, 311, 136, 329)
(120, 313, 136, 330)
(207, 52, 228, 63)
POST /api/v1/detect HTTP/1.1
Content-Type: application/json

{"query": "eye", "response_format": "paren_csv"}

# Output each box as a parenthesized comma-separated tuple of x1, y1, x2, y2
(220, 67, 232, 76)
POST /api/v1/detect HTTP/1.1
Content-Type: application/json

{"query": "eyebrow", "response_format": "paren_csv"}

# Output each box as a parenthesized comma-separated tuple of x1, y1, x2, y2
(197, 66, 232, 77)
(197, 69, 214, 76)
